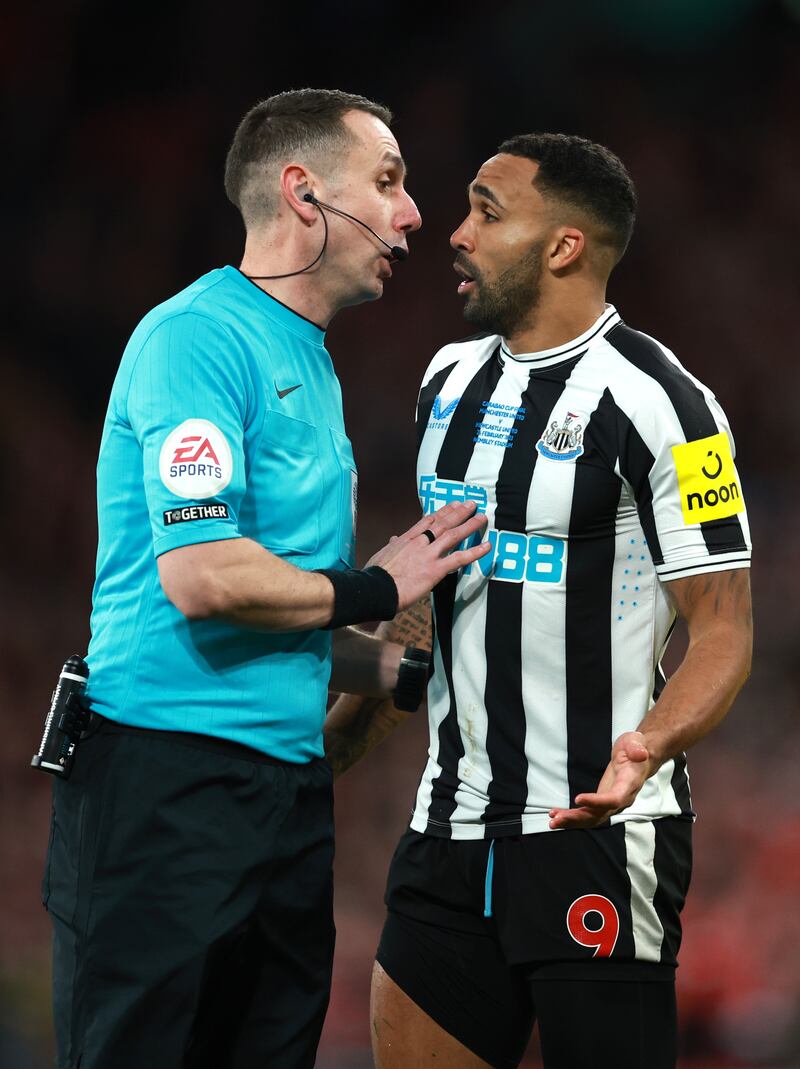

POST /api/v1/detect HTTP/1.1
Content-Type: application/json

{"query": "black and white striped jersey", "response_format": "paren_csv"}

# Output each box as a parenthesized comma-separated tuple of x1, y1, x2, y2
(411, 305, 751, 840)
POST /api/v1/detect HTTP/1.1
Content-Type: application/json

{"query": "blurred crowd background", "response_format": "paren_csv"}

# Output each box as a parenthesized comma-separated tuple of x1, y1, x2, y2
(2, 1, 799, 1066)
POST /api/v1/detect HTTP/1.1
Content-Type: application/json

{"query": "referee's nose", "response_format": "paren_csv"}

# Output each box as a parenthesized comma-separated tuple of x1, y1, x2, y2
(396, 189, 422, 239)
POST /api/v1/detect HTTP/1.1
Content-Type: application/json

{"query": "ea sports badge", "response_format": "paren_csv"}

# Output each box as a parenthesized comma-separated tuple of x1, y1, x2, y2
(671, 431, 744, 525)
(159, 419, 233, 500)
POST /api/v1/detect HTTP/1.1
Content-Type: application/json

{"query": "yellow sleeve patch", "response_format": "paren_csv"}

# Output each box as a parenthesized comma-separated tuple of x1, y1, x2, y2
(671, 432, 744, 525)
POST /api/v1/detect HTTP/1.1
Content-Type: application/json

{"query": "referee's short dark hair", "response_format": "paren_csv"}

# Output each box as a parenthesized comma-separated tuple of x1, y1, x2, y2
(225, 88, 393, 226)
(498, 133, 637, 263)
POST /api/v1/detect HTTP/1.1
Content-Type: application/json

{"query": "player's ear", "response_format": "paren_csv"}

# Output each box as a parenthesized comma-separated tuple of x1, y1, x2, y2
(549, 227, 585, 272)
(280, 164, 319, 224)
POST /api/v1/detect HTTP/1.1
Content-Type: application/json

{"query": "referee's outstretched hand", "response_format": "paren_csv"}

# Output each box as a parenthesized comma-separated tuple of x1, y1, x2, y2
(367, 501, 491, 612)
(547, 731, 653, 830)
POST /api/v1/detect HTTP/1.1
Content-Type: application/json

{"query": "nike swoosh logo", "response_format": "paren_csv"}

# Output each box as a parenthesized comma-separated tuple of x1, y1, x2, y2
(276, 382, 303, 399)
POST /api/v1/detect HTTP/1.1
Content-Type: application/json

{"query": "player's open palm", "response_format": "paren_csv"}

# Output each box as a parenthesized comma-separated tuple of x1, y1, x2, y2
(367, 501, 490, 611)
(548, 731, 652, 830)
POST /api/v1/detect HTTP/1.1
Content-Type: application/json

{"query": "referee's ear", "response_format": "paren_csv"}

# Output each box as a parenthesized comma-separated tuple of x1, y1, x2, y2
(280, 164, 320, 225)
(548, 226, 586, 274)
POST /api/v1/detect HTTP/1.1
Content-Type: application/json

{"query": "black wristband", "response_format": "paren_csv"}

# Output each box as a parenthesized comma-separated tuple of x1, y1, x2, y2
(392, 646, 431, 712)
(317, 566, 399, 630)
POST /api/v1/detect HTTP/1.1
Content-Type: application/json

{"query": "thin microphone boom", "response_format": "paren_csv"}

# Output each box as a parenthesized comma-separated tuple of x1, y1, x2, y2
(303, 194, 408, 261)
(243, 193, 409, 282)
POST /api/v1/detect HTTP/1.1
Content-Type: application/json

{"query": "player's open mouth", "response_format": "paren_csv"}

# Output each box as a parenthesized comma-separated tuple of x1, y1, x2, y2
(453, 265, 479, 299)
(454, 264, 476, 294)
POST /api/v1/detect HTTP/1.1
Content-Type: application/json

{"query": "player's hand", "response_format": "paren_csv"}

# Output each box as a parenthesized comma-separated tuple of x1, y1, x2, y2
(366, 501, 491, 611)
(548, 731, 653, 830)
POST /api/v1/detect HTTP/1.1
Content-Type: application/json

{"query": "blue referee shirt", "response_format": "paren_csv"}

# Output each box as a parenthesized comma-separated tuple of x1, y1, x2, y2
(86, 266, 357, 761)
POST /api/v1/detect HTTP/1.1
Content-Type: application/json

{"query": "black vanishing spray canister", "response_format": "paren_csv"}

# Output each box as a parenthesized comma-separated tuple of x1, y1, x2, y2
(31, 655, 90, 778)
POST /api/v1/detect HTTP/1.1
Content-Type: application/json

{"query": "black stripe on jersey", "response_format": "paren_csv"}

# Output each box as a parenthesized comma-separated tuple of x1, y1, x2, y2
(605, 324, 748, 557)
(416, 362, 459, 448)
(610, 826, 637, 961)
(425, 572, 464, 831)
(670, 753, 694, 818)
(653, 664, 666, 703)
(565, 391, 622, 810)
(613, 400, 664, 566)
(435, 348, 502, 477)
(426, 352, 504, 836)
(652, 818, 693, 964)
(656, 612, 693, 819)
(652, 616, 674, 706)
(481, 369, 555, 834)
(653, 639, 693, 819)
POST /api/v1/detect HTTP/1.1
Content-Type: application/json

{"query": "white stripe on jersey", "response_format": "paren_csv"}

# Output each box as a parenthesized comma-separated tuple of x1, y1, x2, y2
(607, 463, 683, 822)
(624, 821, 665, 963)
(520, 448, 573, 819)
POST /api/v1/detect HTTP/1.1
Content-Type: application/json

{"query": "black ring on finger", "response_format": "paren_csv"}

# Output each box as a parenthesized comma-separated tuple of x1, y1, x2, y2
(421, 529, 436, 544)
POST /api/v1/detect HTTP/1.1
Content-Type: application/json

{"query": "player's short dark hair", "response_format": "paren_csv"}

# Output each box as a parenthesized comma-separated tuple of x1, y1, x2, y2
(498, 133, 637, 261)
(225, 88, 393, 226)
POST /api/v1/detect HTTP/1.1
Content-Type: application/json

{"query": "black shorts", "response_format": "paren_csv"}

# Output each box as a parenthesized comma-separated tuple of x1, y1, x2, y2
(377, 821, 691, 1068)
(44, 715, 334, 1069)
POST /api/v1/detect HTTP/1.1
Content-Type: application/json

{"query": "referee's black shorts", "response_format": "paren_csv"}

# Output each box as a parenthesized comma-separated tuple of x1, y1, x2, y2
(43, 715, 334, 1069)
(377, 820, 692, 1069)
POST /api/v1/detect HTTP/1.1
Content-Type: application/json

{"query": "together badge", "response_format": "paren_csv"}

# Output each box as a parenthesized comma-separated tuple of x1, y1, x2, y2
(671, 431, 744, 525)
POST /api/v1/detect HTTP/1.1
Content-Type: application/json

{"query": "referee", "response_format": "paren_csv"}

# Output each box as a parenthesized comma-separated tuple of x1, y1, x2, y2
(41, 89, 489, 1069)
(326, 134, 753, 1069)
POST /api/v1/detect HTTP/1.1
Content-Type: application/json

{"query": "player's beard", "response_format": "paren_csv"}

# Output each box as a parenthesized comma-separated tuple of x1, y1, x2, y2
(461, 239, 546, 339)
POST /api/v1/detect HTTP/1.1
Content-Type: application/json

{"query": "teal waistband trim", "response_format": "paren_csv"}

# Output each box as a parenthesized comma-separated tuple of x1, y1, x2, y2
(483, 839, 496, 918)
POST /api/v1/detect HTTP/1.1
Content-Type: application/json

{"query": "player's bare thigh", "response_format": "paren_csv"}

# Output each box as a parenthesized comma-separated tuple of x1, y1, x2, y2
(371, 961, 494, 1069)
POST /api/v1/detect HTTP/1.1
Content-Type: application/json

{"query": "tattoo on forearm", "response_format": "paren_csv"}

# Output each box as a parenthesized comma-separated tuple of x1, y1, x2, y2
(324, 597, 433, 778)
(324, 696, 408, 778)
(324, 697, 381, 776)
(379, 595, 432, 651)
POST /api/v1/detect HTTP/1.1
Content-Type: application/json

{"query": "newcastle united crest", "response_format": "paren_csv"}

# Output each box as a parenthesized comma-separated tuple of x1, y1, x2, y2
(536, 412, 584, 462)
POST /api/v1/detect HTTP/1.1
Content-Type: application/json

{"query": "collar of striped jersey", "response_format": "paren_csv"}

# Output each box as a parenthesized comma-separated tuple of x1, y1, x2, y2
(500, 305, 620, 367)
